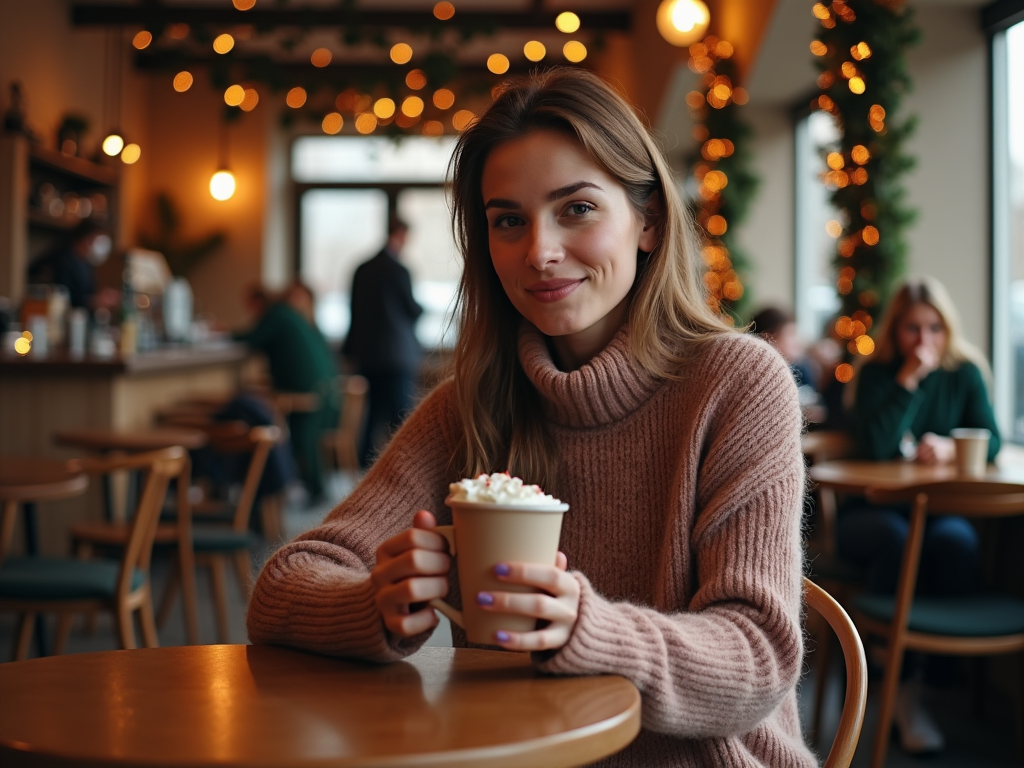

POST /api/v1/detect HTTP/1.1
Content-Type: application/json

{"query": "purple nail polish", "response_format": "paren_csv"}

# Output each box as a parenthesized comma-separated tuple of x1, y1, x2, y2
(494, 563, 511, 576)
(496, 631, 510, 642)
(476, 592, 494, 606)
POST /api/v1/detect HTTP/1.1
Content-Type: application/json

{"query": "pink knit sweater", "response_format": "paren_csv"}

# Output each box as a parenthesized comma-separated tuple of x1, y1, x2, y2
(247, 325, 816, 767)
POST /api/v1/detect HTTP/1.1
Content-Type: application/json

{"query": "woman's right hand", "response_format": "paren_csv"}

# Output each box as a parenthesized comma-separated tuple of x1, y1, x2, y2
(370, 510, 451, 638)
(897, 343, 940, 391)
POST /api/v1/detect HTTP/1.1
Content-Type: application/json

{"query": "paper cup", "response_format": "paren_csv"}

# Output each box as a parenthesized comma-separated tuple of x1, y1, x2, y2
(950, 428, 990, 477)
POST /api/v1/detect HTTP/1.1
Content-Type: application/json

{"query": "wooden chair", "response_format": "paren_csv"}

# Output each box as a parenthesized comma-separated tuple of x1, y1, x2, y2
(0, 447, 187, 661)
(321, 374, 369, 476)
(854, 481, 1024, 768)
(804, 577, 868, 768)
(157, 424, 281, 643)
(802, 429, 861, 742)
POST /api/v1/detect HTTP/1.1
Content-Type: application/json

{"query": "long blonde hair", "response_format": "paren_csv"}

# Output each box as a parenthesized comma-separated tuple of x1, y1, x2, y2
(847, 276, 990, 406)
(448, 68, 732, 490)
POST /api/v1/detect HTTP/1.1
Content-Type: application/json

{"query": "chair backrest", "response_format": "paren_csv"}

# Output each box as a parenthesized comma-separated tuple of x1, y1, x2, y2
(804, 577, 868, 768)
(335, 375, 369, 470)
(205, 424, 281, 532)
(73, 447, 189, 598)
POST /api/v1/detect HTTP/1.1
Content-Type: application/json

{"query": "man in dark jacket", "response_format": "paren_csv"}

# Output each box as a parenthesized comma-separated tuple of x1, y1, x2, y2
(342, 216, 423, 468)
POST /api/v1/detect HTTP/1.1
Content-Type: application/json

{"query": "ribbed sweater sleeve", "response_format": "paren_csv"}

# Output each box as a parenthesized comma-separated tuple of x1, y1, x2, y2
(246, 383, 460, 661)
(534, 336, 806, 740)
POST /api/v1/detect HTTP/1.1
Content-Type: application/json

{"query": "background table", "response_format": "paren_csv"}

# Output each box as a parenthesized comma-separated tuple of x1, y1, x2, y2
(809, 455, 1024, 494)
(0, 645, 641, 768)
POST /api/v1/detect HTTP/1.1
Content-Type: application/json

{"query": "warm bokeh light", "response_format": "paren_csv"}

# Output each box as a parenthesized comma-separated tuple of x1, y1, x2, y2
(224, 85, 245, 106)
(452, 109, 476, 131)
(555, 12, 580, 33)
(396, 112, 420, 129)
(322, 112, 343, 134)
(835, 363, 854, 383)
(432, 88, 455, 109)
(715, 41, 733, 58)
(355, 113, 378, 134)
(827, 152, 845, 170)
(850, 167, 868, 184)
(433, 2, 455, 20)
(286, 87, 307, 108)
(373, 98, 396, 119)
(405, 70, 427, 90)
(841, 61, 858, 79)
(732, 87, 749, 105)
(120, 143, 141, 164)
(706, 215, 727, 236)
(210, 170, 236, 201)
(851, 144, 870, 164)
(818, 94, 834, 111)
(826, 220, 843, 238)
(817, 72, 836, 89)
(848, 77, 865, 94)
(401, 96, 424, 117)
(240, 88, 259, 112)
(838, 276, 853, 294)
(563, 41, 587, 63)
(390, 43, 413, 65)
(423, 120, 444, 136)
(862, 225, 880, 245)
(102, 133, 124, 156)
(869, 104, 886, 120)
(810, 40, 827, 56)
(703, 170, 728, 191)
(812, 3, 830, 20)
(233, 0, 256, 9)
(487, 53, 510, 74)
(213, 34, 235, 54)
(311, 48, 332, 67)
(133, 31, 152, 50)
(712, 82, 732, 101)
(656, 0, 710, 47)
(168, 24, 189, 40)
(855, 335, 875, 355)
(852, 41, 872, 60)
(173, 71, 193, 92)
(14, 337, 30, 355)
(524, 41, 546, 61)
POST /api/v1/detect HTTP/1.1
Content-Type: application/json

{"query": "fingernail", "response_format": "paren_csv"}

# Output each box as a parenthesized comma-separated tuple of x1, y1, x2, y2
(496, 631, 510, 642)
(494, 563, 511, 576)
(476, 592, 494, 606)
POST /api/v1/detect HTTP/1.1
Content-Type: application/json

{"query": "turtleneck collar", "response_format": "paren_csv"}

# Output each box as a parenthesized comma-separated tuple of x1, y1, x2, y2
(517, 322, 663, 428)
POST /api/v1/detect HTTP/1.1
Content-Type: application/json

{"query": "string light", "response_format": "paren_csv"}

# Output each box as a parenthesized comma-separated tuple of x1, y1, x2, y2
(390, 43, 413, 65)
(322, 112, 343, 134)
(555, 12, 580, 33)
(524, 41, 546, 61)
(132, 31, 152, 50)
(656, 0, 711, 47)
(432, 88, 455, 109)
(120, 143, 141, 164)
(173, 71, 193, 92)
(487, 54, 510, 74)
(406, 70, 427, 90)
(563, 41, 587, 63)
(213, 34, 235, 54)
(433, 2, 455, 21)
(210, 170, 236, 201)
(311, 48, 332, 67)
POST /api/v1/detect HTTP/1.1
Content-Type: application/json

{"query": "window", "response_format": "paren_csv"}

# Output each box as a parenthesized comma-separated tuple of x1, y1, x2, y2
(794, 110, 842, 344)
(292, 135, 459, 347)
(991, 20, 1024, 443)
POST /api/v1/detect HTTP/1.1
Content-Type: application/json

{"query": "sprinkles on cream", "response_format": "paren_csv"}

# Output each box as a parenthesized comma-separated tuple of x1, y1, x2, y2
(448, 472, 561, 506)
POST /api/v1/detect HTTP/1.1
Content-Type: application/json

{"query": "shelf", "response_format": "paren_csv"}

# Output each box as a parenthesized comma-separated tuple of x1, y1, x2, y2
(28, 144, 119, 187)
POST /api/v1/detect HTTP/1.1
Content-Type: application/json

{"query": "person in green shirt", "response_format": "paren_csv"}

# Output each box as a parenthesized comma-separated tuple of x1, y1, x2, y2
(838, 276, 1001, 755)
(234, 285, 339, 503)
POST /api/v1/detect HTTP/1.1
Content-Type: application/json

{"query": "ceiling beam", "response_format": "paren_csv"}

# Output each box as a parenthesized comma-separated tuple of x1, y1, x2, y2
(71, 4, 632, 31)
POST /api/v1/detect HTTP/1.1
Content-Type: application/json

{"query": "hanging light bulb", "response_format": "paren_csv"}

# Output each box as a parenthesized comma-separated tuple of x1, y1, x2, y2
(102, 132, 125, 156)
(656, 0, 711, 47)
(210, 169, 236, 201)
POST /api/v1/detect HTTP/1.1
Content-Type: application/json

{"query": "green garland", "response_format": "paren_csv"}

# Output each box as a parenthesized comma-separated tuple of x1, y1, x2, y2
(684, 36, 759, 320)
(810, 0, 919, 365)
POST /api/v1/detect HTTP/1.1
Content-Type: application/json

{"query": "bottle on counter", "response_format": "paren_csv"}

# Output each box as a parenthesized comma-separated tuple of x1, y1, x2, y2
(120, 262, 138, 356)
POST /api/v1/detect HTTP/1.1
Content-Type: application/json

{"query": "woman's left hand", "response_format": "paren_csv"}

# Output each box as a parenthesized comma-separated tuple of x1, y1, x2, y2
(916, 432, 956, 465)
(475, 551, 580, 652)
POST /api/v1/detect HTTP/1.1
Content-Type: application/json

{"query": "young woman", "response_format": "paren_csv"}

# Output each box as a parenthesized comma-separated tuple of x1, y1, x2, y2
(839, 276, 1001, 753)
(248, 69, 814, 766)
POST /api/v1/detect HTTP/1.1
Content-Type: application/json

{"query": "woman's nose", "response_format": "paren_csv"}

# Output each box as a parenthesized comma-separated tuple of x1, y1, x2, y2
(525, 222, 565, 269)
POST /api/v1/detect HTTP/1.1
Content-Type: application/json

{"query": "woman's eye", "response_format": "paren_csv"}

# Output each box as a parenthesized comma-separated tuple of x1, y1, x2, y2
(567, 203, 593, 216)
(494, 215, 523, 229)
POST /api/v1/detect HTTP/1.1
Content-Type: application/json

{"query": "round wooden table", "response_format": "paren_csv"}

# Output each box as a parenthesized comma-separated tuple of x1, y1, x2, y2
(53, 427, 209, 453)
(809, 457, 1024, 495)
(0, 645, 642, 768)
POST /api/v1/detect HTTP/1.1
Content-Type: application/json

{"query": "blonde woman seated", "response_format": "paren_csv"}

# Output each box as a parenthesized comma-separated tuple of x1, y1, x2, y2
(248, 69, 814, 767)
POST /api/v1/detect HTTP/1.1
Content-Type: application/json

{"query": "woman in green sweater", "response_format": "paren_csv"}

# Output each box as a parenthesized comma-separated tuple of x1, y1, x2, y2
(839, 276, 1000, 753)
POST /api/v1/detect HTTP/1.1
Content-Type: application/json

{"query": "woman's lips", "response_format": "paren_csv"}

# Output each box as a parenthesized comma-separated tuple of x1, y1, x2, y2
(526, 279, 583, 303)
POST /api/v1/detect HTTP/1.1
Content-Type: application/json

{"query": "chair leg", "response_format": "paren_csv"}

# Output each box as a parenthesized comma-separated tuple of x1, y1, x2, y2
(53, 613, 75, 655)
(75, 541, 100, 636)
(261, 495, 283, 544)
(870, 643, 905, 768)
(178, 542, 200, 646)
(138, 589, 160, 649)
(234, 551, 252, 599)
(13, 612, 35, 661)
(209, 557, 231, 644)
(156, 560, 181, 629)
(115, 605, 138, 650)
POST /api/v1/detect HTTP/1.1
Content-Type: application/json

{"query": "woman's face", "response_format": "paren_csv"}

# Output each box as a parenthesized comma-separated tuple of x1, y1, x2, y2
(894, 302, 947, 359)
(480, 129, 658, 364)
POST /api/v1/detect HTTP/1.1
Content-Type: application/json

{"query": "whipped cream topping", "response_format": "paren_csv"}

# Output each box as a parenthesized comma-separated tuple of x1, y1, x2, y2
(448, 472, 561, 506)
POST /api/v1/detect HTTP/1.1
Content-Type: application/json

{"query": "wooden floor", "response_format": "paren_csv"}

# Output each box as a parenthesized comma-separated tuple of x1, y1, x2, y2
(0, 469, 1018, 766)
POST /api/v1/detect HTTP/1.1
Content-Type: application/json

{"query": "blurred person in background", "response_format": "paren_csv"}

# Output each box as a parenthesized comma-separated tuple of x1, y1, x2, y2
(27, 219, 118, 311)
(234, 284, 338, 504)
(342, 216, 424, 468)
(749, 305, 818, 392)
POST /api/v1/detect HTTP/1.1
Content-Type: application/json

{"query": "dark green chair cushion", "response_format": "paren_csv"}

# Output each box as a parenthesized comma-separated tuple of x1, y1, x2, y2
(853, 593, 1024, 637)
(191, 527, 260, 552)
(0, 557, 146, 600)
